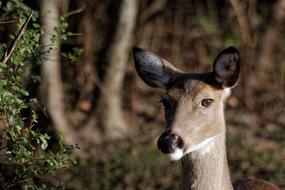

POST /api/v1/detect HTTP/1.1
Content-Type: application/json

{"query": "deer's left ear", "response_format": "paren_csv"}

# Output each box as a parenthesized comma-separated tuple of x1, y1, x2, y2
(213, 47, 240, 88)
(133, 47, 180, 89)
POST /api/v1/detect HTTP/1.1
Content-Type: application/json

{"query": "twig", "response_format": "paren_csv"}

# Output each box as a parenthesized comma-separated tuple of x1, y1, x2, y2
(67, 32, 83, 36)
(0, 20, 17, 24)
(1, 11, 34, 65)
(63, 3, 86, 18)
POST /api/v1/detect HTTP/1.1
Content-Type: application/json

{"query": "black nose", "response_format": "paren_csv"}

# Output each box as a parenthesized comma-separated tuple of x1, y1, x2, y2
(157, 131, 184, 154)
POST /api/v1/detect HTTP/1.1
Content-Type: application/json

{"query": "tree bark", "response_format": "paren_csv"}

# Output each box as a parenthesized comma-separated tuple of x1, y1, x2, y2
(40, 0, 77, 145)
(97, 0, 139, 140)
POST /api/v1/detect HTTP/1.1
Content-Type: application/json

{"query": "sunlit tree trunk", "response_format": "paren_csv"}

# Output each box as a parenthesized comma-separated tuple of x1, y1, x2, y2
(40, 0, 77, 145)
(97, 0, 139, 140)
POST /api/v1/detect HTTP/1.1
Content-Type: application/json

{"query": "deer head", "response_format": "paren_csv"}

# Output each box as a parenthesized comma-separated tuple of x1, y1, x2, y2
(133, 46, 240, 161)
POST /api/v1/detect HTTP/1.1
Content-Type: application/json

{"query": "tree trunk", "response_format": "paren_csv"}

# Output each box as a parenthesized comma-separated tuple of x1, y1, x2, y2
(69, 1, 97, 127)
(230, 0, 256, 108)
(255, 0, 285, 81)
(40, 0, 77, 145)
(97, 0, 138, 140)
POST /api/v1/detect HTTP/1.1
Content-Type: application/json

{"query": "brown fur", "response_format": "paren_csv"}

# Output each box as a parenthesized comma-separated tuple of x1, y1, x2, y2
(166, 79, 224, 154)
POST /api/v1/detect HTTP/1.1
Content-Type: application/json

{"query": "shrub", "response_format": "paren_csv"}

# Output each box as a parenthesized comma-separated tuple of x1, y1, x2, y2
(0, 1, 71, 189)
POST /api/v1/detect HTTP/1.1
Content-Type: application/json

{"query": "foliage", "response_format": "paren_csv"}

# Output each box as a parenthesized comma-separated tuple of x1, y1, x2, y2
(62, 47, 84, 63)
(0, 1, 71, 189)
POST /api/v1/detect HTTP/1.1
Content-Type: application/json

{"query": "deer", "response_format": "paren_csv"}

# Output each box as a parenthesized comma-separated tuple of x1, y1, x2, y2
(133, 46, 280, 190)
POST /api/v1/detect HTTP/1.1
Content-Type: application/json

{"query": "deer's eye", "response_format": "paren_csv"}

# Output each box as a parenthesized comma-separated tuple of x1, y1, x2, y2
(201, 99, 214, 107)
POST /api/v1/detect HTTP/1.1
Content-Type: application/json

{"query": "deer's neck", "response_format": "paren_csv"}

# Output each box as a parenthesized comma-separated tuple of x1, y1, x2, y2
(180, 129, 233, 190)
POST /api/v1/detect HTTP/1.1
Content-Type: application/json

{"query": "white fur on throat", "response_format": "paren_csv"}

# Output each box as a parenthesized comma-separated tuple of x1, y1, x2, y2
(167, 136, 218, 161)
(185, 136, 217, 156)
(223, 88, 231, 100)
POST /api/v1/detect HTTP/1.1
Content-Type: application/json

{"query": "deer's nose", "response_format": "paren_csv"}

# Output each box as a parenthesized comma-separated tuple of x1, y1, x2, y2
(157, 131, 184, 154)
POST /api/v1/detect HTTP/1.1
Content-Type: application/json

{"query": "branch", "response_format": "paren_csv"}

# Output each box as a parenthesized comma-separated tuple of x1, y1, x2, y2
(1, 11, 34, 65)
(230, 0, 252, 44)
(63, 3, 86, 18)
(0, 20, 16, 24)
(140, 0, 167, 24)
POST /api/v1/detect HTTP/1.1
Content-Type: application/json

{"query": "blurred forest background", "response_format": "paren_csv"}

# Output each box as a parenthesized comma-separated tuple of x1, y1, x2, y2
(0, 0, 285, 189)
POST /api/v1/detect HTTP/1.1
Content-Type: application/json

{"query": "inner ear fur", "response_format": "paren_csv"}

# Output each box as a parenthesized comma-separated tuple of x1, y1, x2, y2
(213, 47, 240, 88)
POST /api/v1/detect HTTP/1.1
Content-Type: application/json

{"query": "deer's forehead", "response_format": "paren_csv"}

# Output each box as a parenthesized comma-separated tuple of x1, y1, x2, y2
(168, 79, 215, 99)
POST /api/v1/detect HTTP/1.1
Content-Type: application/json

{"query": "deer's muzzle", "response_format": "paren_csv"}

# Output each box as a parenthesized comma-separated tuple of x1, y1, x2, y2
(157, 131, 184, 154)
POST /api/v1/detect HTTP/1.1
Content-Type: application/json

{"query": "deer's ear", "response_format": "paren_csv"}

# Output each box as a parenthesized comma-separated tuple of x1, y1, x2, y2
(133, 47, 179, 89)
(213, 47, 240, 88)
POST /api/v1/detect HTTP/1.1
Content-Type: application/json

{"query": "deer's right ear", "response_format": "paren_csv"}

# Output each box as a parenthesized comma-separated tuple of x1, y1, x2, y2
(213, 47, 240, 88)
(133, 47, 179, 89)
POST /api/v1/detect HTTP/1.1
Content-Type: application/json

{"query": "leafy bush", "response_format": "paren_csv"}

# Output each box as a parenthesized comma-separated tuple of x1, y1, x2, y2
(0, 1, 71, 189)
